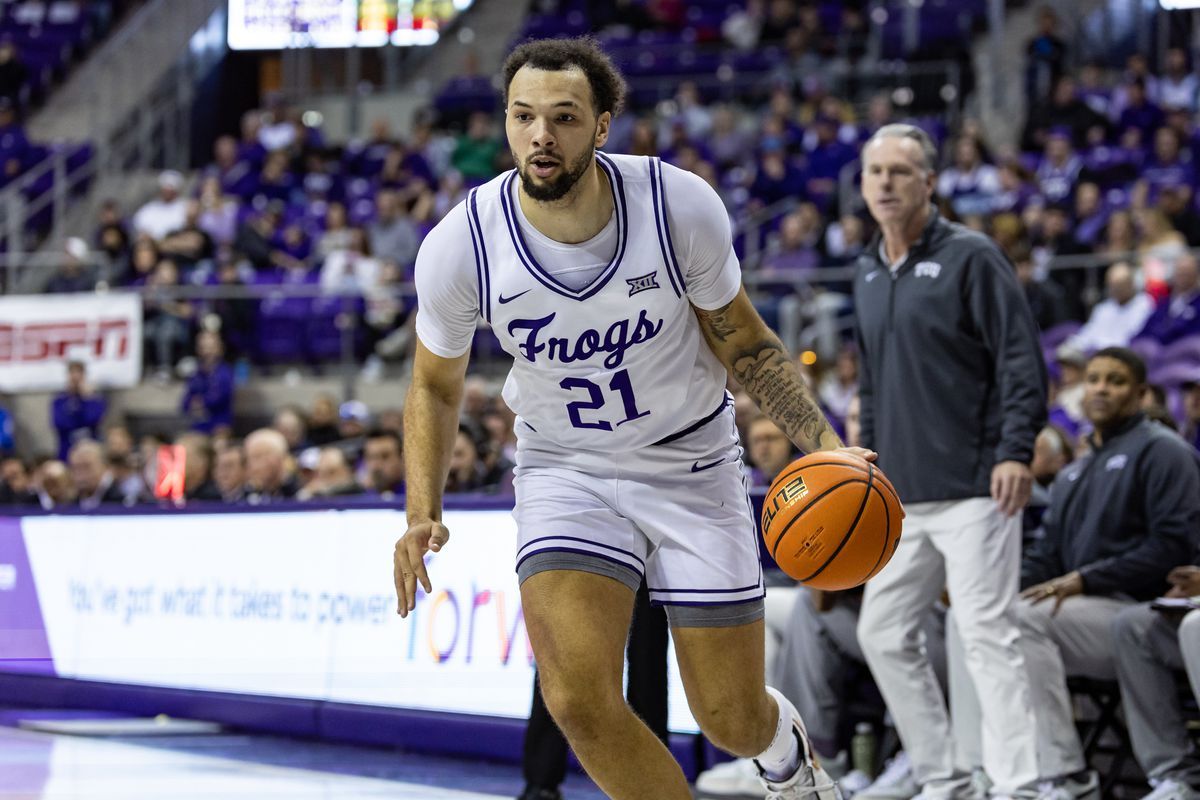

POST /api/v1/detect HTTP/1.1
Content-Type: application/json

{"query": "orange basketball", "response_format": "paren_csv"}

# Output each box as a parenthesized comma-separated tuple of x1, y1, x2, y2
(761, 451, 904, 591)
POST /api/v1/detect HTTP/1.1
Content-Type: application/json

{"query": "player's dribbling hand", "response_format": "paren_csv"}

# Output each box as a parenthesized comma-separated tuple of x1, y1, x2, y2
(836, 446, 877, 463)
(394, 520, 450, 618)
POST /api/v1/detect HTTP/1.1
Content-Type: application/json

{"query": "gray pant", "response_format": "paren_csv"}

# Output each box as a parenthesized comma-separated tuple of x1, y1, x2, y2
(774, 588, 948, 759)
(1112, 605, 1200, 786)
(1012, 594, 1130, 778)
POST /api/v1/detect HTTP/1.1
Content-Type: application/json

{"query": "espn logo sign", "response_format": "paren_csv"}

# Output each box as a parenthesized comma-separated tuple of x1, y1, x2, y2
(0, 319, 131, 363)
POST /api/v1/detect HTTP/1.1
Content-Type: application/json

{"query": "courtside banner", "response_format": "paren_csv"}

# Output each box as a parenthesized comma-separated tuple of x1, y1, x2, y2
(0, 293, 142, 392)
(2, 510, 700, 733)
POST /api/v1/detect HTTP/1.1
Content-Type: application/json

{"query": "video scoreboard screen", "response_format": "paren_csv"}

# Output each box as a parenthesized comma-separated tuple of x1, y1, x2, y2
(227, 0, 473, 50)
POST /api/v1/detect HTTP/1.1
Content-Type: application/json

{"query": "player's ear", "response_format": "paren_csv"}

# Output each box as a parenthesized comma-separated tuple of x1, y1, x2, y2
(595, 111, 611, 148)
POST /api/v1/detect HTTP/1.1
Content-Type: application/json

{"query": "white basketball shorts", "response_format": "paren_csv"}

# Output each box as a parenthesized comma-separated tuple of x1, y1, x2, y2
(512, 396, 766, 627)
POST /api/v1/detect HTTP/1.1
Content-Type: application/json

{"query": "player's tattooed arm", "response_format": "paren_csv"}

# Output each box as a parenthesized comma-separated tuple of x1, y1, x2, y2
(694, 288, 843, 453)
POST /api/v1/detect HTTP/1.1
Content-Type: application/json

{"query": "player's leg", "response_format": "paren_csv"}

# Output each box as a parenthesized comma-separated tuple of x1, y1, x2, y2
(672, 616, 837, 797)
(520, 568, 691, 800)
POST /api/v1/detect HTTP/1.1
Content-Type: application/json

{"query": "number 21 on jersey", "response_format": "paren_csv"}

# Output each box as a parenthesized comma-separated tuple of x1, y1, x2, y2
(560, 368, 649, 431)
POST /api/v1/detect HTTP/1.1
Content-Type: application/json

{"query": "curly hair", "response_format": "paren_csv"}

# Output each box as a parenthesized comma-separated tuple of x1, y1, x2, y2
(502, 36, 627, 118)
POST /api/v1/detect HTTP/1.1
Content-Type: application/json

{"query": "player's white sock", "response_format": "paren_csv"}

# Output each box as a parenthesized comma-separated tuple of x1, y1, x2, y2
(755, 686, 804, 781)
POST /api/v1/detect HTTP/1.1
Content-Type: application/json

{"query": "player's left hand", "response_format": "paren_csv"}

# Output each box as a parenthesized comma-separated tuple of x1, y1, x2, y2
(836, 447, 876, 462)
(991, 460, 1032, 517)
(1021, 571, 1083, 616)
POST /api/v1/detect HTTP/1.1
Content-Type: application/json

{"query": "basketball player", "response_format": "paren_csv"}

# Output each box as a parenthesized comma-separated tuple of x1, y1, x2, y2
(394, 37, 870, 799)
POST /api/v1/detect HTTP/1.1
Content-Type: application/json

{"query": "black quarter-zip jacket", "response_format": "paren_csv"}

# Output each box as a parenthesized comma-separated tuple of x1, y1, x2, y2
(853, 207, 1048, 503)
(1021, 414, 1200, 601)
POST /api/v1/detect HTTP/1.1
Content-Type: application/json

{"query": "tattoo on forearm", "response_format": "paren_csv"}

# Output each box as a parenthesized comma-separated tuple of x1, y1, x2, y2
(732, 340, 840, 452)
(697, 306, 738, 343)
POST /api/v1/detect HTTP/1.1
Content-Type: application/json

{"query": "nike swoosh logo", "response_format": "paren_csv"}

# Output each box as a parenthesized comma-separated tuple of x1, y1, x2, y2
(498, 289, 531, 304)
(865, 271, 879, 282)
(690, 458, 725, 472)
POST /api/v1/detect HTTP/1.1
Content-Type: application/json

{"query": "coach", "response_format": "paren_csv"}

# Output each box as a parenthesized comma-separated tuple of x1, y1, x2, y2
(852, 125, 1049, 800)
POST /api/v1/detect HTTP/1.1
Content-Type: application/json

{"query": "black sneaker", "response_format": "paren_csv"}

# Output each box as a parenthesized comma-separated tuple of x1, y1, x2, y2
(517, 787, 564, 800)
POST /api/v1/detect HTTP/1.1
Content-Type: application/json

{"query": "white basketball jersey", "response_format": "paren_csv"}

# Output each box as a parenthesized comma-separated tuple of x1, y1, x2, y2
(463, 153, 729, 452)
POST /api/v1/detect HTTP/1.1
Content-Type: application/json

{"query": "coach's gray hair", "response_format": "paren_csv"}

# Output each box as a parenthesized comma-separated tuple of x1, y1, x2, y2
(865, 124, 938, 173)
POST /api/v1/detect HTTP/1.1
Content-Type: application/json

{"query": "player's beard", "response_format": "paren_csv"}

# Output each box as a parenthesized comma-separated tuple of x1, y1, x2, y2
(517, 143, 595, 202)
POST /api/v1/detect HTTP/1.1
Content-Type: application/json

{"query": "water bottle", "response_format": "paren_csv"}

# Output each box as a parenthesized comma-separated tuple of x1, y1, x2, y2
(851, 721, 876, 778)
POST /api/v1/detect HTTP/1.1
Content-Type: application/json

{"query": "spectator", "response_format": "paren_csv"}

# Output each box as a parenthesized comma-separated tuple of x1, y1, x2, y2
(35, 459, 74, 509)
(1013, 240, 1069, 332)
(451, 111, 502, 182)
(234, 202, 306, 272)
(1135, 252, 1200, 346)
(817, 347, 858, 425)
(1139, 127, 1196, 208)
(1099, 209, 1137, 258)
(196, 176, 239, 247)
(1159, 47, 1199, 112)
(367, 189, 420, 268)
(319, 227, 379, 294)
(68, 440, 128, 510)
(0, 456, 35, 505)
(103, 430, 144, 504)
(207, 255, 255, 361)
(363, 428, 404, 498)
(1067, 262, 1155, 352)
(748, 141, 806, 208)
(1159, 185, 1200, 248)
(1117, 79, 1165, 141)
(142, 259, 194, 378)
(181, 330, 234, 435)
(803, 115, 856, 212)
(0, 97, 29, 185)
(1014, 348, 1200, 798)
(1049, 345, 1088, 438)
(175, 432, 220, 502)
(158, 202, 215, 273)
(126, 238, 160, 287)
(1135, 208, 1187, 297)
(242, 428, 298, 504)
(212, 443, 246, 503)
(337, 400, 371, 443)
(204, 135, 254, 200)
(314, 201, 354, 260)
(937, 136, 1001, 218)
(1022, 76, 1105, 150)
(1182, 376, 1200, 451)
(299, 447, 364, 499)
(1033, 204, 1088, 320)
(307, 394, 341, 446)
(1035, 131, 1082, 205)
(744, 415, 795, 489)
(45, 237, 96, 294)
(131, 171, 189, 242)
(1071, 182, 1109, 248)
(1025, 7, 1068, 102)
(1111, 565, 1200, 800)
(51, 360, 105, 460)
(249, 150, 297, 207)
(445, 424, 487, 493)
(273, 405, 309, 453)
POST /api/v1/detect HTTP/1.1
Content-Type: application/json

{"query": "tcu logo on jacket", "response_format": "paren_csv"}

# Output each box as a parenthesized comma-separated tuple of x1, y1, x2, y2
(762, 475, 810, 531)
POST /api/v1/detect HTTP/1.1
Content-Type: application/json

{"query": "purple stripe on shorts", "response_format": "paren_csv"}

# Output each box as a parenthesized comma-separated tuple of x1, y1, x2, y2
(649, 592, 766, 608)
(516, 547, 644, 579)
(516, 534, 645, 569)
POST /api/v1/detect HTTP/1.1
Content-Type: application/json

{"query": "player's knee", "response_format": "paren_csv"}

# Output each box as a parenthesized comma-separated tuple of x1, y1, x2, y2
(690, 697, 771, 756)
(540, 677, 621, 739)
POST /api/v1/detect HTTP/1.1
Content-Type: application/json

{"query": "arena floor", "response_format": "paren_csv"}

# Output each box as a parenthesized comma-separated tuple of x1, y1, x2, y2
(0, 719, 611, 799)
